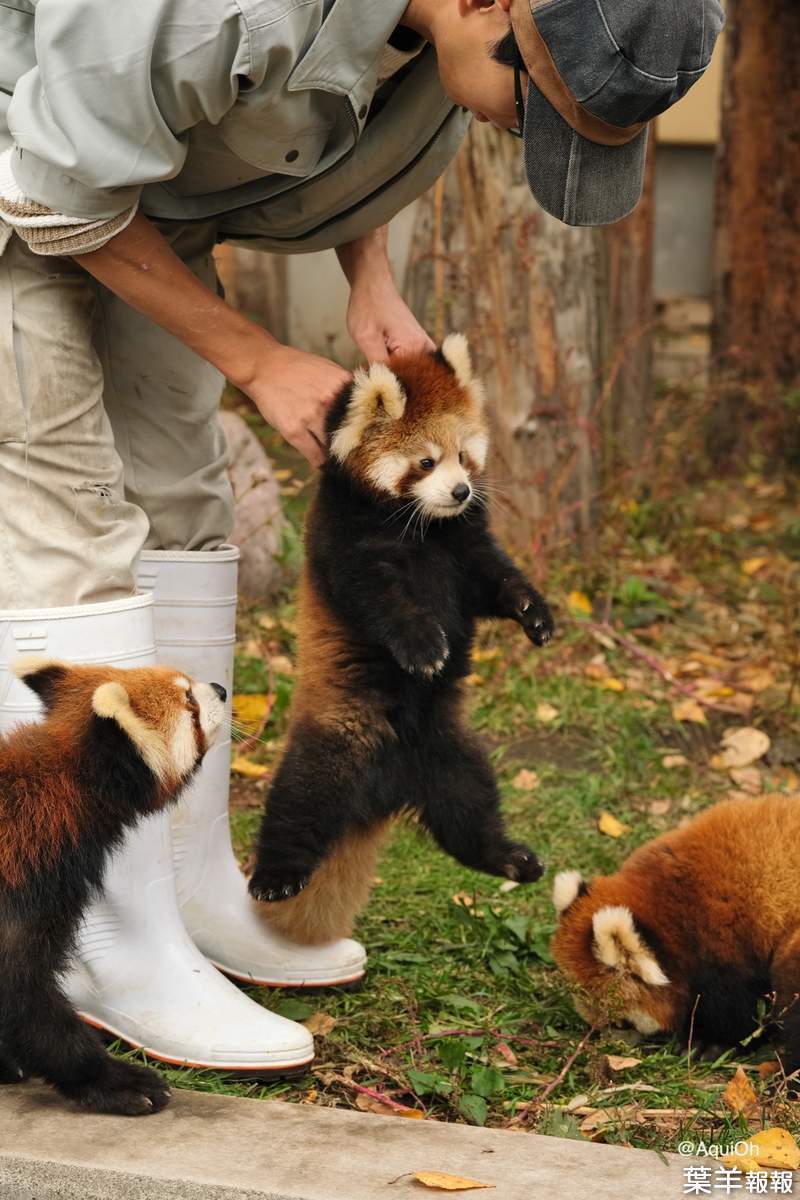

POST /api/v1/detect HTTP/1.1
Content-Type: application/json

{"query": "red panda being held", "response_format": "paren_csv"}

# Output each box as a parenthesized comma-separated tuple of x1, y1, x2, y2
(552, 794, 800, 1075)
(248, 338, 554, 936)
(0, 657, 225, 1115)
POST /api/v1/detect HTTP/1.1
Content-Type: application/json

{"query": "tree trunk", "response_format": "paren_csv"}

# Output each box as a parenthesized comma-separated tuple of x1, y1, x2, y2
(710, 0, 800, 462)
(404, 122, 654, 557)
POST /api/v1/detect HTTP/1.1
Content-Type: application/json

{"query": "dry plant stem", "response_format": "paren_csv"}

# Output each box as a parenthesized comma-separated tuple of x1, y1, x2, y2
(589, 620, 742, 715)
(515, 1028, 595, 1123)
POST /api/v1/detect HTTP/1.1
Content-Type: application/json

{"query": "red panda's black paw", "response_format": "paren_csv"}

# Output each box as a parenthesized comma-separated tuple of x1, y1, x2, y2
(516, 591, 555, 647)
(0, 1057, 27, 1085)
(389, 623, 450, 678)
(249, 868, 310, 903)
(504, 843, 545, 883)
(63, 1059, 171, 1117)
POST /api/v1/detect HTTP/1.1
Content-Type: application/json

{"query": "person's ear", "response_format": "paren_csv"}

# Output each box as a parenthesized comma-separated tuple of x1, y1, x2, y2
(494, 0, 512, 13)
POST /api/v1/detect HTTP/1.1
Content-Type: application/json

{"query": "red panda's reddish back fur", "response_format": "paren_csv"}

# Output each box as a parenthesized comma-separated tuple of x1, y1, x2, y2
(552, 794, 800, 1061)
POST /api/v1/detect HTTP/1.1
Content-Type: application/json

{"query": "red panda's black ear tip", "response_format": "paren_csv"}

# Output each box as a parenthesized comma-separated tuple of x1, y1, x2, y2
(11, 656, 70, 705)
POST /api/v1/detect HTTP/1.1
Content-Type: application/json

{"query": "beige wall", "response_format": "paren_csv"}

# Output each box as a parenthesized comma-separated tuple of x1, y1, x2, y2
(656, 31, 724, 145)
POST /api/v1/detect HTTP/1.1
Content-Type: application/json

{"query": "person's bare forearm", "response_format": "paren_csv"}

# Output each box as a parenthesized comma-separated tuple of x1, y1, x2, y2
(74, 212, 272, 389)
(74, 211, 351, 466)
(336, 225, 434, 360)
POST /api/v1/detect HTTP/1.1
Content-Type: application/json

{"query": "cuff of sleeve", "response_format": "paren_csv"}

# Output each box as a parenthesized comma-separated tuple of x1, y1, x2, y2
(10, 146, 142, 220)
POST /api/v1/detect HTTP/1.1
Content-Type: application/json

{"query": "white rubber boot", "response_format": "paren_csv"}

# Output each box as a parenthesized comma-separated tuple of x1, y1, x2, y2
(137, 547, 367, 987)
(0, 594, 313, 1073)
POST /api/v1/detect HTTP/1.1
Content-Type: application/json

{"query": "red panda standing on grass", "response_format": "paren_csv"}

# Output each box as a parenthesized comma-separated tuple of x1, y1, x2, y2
(0, 657, 225, 1115)
(248, 337, 554, 939)
(551, 794, 800, 1077)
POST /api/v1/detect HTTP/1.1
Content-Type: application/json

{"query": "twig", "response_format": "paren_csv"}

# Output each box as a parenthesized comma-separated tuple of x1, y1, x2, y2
(513, 1029, 594, 1124)
(588, 620, 741, 715)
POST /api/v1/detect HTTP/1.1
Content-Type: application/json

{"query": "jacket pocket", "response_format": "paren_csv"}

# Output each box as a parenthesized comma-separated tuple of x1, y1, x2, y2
(0, 238, 27, 443)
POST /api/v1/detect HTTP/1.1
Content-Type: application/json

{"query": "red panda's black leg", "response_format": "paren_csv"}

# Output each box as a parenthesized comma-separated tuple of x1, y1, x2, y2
(417, 727, 544, 884)
(1, 960, 170, 1115)
(249, 719, 378, 903)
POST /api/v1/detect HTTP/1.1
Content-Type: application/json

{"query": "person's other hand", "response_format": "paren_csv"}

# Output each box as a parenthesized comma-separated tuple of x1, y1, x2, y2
(347, 271, 435, 362)
(240, 342, 351, 468)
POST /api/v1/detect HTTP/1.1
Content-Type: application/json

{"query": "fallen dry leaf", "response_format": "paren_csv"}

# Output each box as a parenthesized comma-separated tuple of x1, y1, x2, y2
(511, 768, 540, 791)
(605, 1055, 642, 1072)
(600, 677, 625, 692)
(741, 556, 770, 576)
(661, 753, 688, 768)
(498, 879, 520, 893)
(451, 892, 476, 908)
(355, 1094, 422, 1119)
(269, 654, 294, 675)
(567, 590, 593, 617)
(232, 692, 273, 727)
(649, 799, 672, 816)
(304, 1012, 338, 1037)
(472, 647, 501, 663)
(722, 1128, 800, 1172)
(757, 1060, 780, 1080)
(414, 1173, 494, 1192)
(463, 673, 484, 687)
(717, 726, 771, 769)
(536, 702, 559, 723)
(729, 766, 762, 794)
(598, 811, 630, 838)
(672, 698, 707, 725)
(230, 757, 269, 778)
(737, 665, 776, 693)
(722, 1066, 759, 1116)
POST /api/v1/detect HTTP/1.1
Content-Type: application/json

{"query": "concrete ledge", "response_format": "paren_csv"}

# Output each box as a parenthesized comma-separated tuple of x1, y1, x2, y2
(0, 1082, 688, 1199)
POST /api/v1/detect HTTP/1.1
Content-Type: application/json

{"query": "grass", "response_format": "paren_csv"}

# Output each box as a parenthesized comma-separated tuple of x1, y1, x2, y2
(127, 415, 800, 1153)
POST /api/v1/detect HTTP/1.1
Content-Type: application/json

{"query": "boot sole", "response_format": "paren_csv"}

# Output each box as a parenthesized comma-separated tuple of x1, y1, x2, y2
(211, 962, 367, 991)
(80, 1014, 314, 1079)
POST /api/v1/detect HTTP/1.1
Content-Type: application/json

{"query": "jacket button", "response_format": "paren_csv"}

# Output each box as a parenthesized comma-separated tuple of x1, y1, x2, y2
(285, 149, 299, 163)
(358, 104, 368, 120)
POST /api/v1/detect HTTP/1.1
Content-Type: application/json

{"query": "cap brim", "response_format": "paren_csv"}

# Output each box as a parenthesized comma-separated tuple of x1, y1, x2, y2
(522, 81, 648, 227)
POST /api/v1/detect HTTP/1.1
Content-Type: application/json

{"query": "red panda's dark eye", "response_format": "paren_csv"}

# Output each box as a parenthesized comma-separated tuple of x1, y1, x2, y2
(458, 451, 465, 465)
(419, 457, 435, 471)
(186, 689, 197, 707)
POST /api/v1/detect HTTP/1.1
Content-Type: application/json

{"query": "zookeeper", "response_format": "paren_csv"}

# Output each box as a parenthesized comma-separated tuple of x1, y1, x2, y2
(0, 0, 722, 1073)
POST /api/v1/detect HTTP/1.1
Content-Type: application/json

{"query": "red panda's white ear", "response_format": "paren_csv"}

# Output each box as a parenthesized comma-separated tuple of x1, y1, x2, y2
(330, 363, 406, 462)
(92, 681, 170, 782)
(441, 334, 486, 411)
(553, 870, 585, 915)
(591, 906, 669, 986)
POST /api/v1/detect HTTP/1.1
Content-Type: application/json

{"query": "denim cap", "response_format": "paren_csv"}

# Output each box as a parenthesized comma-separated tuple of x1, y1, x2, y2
(509, 0, 725, 226)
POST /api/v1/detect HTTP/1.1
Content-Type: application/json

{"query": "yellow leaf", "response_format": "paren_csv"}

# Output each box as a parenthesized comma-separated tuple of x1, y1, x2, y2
(718, 726, 771, 768)
(304, 1012, 338, 1037)
(536, 702, 559, 723)
(672, 698, 707, 725)
(414, 1173, 495, 1191)
(511, 768, 540, 791)
(742, 556, 769, 576)
(231, 757, 269, 778)
(722, 1066, 759, 1115)
(598, 811, 630, 838)
(567, 590, 593, 617)
(232, 693, 272, 728)
(451, 892, 476, 908)
(354, 1094, 422, 1119)
(273, 468, 292, 482)
(722, 1128, 800, 1172)
(472, 647, 501, 663)
(463, 673, 484, 687)
(600, 677, 625, 692)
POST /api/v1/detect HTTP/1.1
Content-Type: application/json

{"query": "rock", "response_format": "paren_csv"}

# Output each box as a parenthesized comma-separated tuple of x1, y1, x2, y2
(220, 411, 285, 602)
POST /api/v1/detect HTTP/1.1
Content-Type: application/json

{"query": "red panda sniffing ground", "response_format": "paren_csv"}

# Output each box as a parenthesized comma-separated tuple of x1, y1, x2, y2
(0, 657, 225, 1114)
(551, 794, 800, 1077)
(248, 337, 554, 941)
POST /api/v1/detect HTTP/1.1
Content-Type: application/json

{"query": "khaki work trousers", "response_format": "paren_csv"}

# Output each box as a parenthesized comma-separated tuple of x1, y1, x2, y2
(0, 222, 234, 608)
